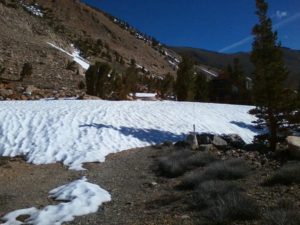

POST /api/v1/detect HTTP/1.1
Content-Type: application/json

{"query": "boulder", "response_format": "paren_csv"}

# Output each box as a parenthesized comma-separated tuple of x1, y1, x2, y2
(186, 134, 199, 150)
(198, 144, 214, 152)
(212, 135, 228, 149)
(286, 136, 300, 159)
(222, 134, 246, 149)
(196, 133, 214, 145)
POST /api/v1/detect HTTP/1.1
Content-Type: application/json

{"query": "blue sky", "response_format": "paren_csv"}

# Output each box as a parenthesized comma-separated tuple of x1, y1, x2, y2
(84, 0, 300, 53)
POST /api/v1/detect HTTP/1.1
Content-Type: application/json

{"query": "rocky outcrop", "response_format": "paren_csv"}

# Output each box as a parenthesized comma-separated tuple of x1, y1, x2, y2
(286, 136, 300, 159)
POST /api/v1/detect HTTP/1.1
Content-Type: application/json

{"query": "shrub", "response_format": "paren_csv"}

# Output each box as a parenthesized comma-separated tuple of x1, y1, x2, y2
(263, 200, 300, 225)
(191, 180, 242, 210)
(186, 152, 218, 168)
(202, 191, 260, 224)
(180, 159, 250, 189)
(157, 150, 193, 178)
(264, 161, 300, 186)
(204, 159, 250, 180)
(157, 151, 217, 178)
(0, 157, 9, 167)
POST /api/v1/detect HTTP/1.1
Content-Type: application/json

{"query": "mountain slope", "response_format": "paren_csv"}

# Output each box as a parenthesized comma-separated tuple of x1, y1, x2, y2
(172, 47, 300, 88)
(0, 0, 179, 92)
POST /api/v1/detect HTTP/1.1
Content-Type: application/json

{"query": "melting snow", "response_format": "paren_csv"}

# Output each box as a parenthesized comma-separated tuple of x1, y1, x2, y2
(1, 177, 111, 225)
(0, 100, 258, 170)
(47, 42, 90, 70)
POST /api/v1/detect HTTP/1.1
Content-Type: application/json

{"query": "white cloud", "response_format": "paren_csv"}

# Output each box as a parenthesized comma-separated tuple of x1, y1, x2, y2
(276, 10, 288, 19)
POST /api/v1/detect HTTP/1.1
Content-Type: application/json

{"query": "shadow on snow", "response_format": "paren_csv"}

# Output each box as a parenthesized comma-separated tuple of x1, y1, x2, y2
(79, 123, 184, 144)
(230, 121, 262, 134)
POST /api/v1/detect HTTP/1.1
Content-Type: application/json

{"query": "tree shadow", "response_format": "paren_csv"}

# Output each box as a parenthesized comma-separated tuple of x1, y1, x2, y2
(230, 121, 260, 133)
(79, 123, 184, 144)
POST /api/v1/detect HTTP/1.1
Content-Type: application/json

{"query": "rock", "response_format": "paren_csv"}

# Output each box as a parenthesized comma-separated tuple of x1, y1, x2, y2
(77, 66, 85, 76)
(24, 85, 38, 96)
(221, 134, 246, 149)
(212, 135, 228, 149)
(198, 144, 214, 152)
(16, 86, 25, 93)
(286, 136, 300, 159)
(196, 133, 213, 145)
(0, 89, 13, 97)
(186, 134, 198, 150)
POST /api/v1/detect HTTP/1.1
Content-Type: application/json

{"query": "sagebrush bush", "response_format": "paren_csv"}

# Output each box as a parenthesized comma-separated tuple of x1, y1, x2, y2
(204, 159, 250, 180)
(263, 200, 300, 225)
(157, 150, 193, 178)
(264, 161, 300, 186)
(202, 191, 260, 224)
(186, 152, 218, 168)
(157, 150, 217, 178)
(180, 159, 250, 189)
(0, 157, 9, 167)
(190, 180, 242, 210)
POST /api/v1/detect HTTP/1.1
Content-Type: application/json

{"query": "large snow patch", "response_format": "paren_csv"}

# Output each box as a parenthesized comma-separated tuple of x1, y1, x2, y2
(0, 100, 258, 170)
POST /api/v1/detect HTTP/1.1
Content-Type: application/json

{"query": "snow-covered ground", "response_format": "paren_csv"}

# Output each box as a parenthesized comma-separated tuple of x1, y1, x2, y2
(0, 100, 258, 170)
(0, 100, 259, 224)
(1, 177, 111, 225)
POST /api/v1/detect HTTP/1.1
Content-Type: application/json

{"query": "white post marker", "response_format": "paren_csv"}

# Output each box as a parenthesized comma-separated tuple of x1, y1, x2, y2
(192, 124, 199, 150)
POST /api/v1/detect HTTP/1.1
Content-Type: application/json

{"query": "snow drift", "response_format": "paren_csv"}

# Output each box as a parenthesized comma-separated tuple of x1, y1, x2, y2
(0, 100, 258, 170)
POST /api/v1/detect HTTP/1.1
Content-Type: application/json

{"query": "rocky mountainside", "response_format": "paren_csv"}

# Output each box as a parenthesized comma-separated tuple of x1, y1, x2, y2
(0, 0, 180, 97)
(172, 47, 300, 89)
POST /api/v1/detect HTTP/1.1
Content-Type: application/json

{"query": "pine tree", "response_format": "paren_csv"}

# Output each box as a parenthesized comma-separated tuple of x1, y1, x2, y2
(194, 72, 209, 102)
(85, 62, 111, 98)
(158, 73, 174, 99)
(20, 62, 33, 81)
(250, 0, 289, 150)
(175, 56, 195, 101)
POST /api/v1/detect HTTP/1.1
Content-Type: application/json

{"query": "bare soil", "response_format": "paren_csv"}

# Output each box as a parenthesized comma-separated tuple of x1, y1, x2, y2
(0, 145, 299, 225)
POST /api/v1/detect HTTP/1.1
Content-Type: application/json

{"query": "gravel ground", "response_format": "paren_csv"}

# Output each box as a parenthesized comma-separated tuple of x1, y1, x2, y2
(0, 145, 299, 225)
(0, 147, 194, 225)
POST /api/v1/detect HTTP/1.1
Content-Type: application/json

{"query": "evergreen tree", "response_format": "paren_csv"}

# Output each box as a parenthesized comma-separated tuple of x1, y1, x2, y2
(85, 62, 111, 98)
(123, 64, 138, 96)
(194, 72, 209, 102)
(0, 64, 5, 76)
(20, 62, 33, 81)
(175, 56, 195, 101)
(250, 0, 289, 150)
(158, 73, 174, 99)
(231, 58, 249, 104)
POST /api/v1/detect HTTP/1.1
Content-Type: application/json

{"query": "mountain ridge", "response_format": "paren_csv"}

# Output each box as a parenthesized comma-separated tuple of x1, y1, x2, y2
(171, 46, 300, 88)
